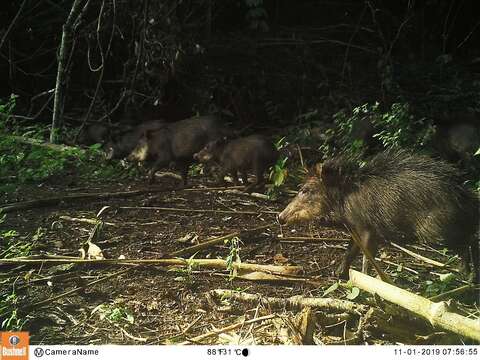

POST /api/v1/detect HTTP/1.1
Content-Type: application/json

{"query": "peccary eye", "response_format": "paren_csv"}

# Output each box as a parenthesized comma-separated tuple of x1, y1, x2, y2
(299, 186, 310, 195)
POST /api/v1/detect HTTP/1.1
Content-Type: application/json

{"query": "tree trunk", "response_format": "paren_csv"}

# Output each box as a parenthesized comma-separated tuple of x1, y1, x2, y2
(50, 0, 86, 143)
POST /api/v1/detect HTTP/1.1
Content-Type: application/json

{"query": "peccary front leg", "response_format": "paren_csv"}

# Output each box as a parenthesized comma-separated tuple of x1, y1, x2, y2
(216, 168, 228, 186)
(148, 160, 163, 184)
(245, 164, 266, 193)
(177, 160, 190, 186)
(336, 229, 378, 279)
(241, 171, 249, 185)
(336, 242, 360, 279)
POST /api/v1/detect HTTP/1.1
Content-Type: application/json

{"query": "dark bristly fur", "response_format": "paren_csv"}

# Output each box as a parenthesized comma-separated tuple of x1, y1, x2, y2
(279, 149, 479, 282)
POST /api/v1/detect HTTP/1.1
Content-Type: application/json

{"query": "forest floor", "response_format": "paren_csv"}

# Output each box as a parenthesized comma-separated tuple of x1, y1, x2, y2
(1, 172, 478, 345)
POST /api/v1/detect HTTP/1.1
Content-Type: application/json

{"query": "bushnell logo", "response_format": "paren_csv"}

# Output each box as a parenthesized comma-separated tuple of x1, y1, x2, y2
(0, 332, 29, 360)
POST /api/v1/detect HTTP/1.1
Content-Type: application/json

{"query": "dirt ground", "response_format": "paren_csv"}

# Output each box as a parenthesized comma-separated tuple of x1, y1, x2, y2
(1, 172, 478, 345)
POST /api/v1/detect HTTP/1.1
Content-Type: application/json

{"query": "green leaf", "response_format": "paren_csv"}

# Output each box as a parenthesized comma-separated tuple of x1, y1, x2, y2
(438, 273, 455, 283)
(346, 287, 360, 300)
(323, 282, 339, 296)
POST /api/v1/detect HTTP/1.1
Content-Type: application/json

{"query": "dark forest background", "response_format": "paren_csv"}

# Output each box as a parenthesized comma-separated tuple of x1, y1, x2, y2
(1, 0, 479, 186)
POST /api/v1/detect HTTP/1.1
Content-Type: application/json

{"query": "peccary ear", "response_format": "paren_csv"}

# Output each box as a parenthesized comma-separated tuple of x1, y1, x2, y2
(317, 161, 337, 185)
(144, 129, 153, 139)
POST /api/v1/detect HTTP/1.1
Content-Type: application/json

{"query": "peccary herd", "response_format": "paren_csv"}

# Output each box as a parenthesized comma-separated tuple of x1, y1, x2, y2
(86, 115, 480, 283)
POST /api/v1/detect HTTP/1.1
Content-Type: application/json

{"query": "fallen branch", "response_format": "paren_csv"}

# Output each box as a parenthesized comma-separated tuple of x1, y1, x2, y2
(0, 256, 303, 276)
(222, 189, 271, 200)
(0, 188, 172, 213)
(118, 206, 278, 215)
(0, 189, 159, 213)
(210, 289, 367, 315)
(59, 215, 115, 226)
(213, 271, 318, 285)
(350, 269, 480, 342)
(0, 185, 257, 213)
(277, 235, 350, 242)
(168, 223, 275, 258)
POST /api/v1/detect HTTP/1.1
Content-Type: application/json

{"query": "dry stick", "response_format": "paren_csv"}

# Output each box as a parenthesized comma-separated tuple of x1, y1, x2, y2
(346, 226, 393, 284)
(0, 257, 302, 276)
(0, 189, 157, 213)
(390, 242, 446, 268)
(428, 284, 478, 302)
(350, 269, 480, 342)
(119, 206, 278, 216)
(185, 185, 244, 192)
(168, 223, 275, 258)
(0, 185, 247, 214)
(59, 215, 115, 226)
(179, 314, 276, 345)
(210, 289, 367, 315)
(212, 271, 316, 285)
(0, 268, 131, 318)
(376, 258, 419, 275)
(277, 236, 350, 242)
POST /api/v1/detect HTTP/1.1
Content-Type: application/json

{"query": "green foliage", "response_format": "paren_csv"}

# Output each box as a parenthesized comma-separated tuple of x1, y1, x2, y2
(92, 304, 134, 324)
(370, 103, 435, 149)
(0, 94, 18, 126)
(0, 95, 135, 190)
(0, 291, 26, 331)
(345, 286, 360, 300)
(320, 102, 436, 159)
(0, 134, 132, 193)
(1, 226, 45, 259)
(0, 273, 26, 331)
(225, 236, 241, 280)
(422, 273, 458, 298)
(322, 281, 339, 296)
(270, 157, 288, 187)
(267, 136, 289, 199)
(189, 163, 205, 177)
(244, 0, 269, 32)
(172, 252, 199, 286)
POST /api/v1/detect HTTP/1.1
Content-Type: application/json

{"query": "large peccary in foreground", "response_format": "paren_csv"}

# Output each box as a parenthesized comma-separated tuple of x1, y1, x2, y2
(279, 150, 479, 282)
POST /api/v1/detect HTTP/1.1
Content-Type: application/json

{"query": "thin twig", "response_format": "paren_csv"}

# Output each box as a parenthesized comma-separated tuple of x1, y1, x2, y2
(0, 0, 27, 51)
(168, 223, 275, 258)
(119, 206, 278, 215)
(178, 314, 276, 345)
(390, 242, 446, 268)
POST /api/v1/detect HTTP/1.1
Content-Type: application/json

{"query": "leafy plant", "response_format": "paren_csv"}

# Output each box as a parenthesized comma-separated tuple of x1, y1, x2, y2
(423, 273, 458, 297)
(0, 94, 18, 127)
(0, 282, 26, 331)
(225, 236, 241, 280)
(245, 0, 269, 32)
(267, 137, 289, 199)
(321, 102, 436, 159)
(92, 304, 134, 324)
